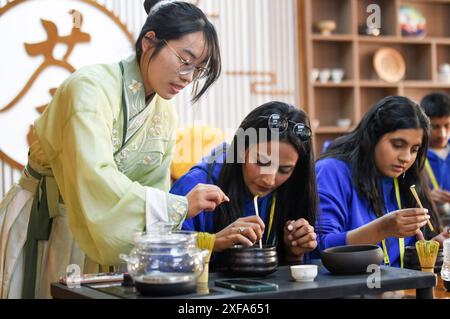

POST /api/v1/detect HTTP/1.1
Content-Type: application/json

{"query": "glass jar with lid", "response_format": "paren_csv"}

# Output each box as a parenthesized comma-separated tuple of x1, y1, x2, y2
(120, 223, 208, 296)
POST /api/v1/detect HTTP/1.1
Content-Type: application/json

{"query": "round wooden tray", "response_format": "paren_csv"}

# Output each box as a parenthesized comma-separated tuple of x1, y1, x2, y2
(373, 47, 406, 83)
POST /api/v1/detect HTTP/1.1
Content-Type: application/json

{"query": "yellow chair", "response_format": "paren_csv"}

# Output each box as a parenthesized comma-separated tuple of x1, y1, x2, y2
(171, 126, 225, 181)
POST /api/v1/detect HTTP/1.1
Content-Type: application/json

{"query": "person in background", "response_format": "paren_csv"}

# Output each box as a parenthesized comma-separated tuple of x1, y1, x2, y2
(315, 96, 449, 268)
(420, 92, 450, 219)
(170, 101, 318, 269)
(0, 0, 225, 298)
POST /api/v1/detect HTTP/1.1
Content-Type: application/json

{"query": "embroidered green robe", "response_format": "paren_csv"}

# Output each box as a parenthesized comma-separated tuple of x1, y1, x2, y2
(0, 54, 188, 298)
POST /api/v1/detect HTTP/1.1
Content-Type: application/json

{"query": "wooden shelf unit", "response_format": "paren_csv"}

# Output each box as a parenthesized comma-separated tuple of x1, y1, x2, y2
(301, 0, 450, 155)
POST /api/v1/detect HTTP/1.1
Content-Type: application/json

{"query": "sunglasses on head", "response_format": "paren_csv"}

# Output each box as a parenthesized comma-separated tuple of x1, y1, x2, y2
(259, 114, 312, 142)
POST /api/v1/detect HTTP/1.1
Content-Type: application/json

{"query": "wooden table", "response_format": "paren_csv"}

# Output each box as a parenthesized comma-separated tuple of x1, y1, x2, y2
(51, 265, 438, 299)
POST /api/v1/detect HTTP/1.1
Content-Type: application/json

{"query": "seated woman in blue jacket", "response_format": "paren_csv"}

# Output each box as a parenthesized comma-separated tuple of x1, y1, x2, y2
(170, 101, 318, 268)
(316, 96, 449, 268)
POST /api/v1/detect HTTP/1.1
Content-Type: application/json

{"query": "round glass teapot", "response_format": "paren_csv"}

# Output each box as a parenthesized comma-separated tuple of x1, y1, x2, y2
(120, 223, 208, 296)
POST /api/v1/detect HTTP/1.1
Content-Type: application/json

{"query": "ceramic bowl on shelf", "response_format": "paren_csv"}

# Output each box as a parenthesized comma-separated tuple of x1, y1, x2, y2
(373, 47, 406, 83)
(439, 63, 450, 74)
(438, 63, 450, 83)
(336, 118, 351, 128)
(315, 20, 336, 36)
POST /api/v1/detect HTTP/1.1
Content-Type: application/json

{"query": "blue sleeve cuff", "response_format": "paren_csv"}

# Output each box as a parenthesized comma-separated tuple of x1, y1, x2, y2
(319, 231, 348, 252)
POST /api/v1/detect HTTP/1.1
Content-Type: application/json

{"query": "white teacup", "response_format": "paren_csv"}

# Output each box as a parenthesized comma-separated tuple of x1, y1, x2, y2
(311, 68, 320, 82)
(331, 68, 345, 83)
(439, 63, 450, 74)
(290, 265, 318, 282)
(319, 69, 331, 83)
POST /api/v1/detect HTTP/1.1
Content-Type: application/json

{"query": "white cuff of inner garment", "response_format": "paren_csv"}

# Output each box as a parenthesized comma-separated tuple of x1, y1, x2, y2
(145, 186, 168, 231)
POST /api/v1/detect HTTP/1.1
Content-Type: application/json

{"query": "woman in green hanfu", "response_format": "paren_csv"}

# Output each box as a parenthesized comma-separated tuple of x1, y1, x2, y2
(0, 0, 225, 298)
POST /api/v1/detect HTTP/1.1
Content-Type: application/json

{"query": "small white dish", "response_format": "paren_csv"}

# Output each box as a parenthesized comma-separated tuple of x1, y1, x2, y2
(336, 118, 351, 127)
(290, 265, 318, 282)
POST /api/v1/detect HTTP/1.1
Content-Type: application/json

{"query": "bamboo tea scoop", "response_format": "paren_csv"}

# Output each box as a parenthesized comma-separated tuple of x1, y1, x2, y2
(409, 185, 435, 232)
(253, 193, 263, 248)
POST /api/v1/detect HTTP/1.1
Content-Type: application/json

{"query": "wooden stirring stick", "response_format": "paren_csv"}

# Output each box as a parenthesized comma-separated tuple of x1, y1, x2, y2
(410, 185, 435, 232)
(253, 193, 263, 248)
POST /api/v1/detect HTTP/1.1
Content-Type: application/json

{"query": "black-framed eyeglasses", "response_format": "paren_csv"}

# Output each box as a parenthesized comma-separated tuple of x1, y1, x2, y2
(260, 114, 312, 142)
(162, 39, 209, 80)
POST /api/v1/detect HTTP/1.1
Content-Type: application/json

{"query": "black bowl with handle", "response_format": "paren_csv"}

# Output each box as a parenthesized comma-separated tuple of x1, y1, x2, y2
(321, 244, 384, 275)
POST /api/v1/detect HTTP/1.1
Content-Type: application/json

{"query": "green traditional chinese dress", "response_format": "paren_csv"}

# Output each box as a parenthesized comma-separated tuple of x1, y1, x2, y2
(0, 54, 188, 298)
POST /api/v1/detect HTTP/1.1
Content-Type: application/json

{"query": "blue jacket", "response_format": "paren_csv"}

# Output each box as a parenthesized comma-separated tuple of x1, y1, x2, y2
(170, 146, 276, 243)
(315, 158, 416, 267)
(427, 141, 450, 191)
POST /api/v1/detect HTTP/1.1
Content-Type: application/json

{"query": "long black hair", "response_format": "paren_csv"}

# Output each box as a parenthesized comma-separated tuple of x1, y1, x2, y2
(320, 96, 441, 237)
(210, 101, 318, 261)
(136, 0, 221, 102)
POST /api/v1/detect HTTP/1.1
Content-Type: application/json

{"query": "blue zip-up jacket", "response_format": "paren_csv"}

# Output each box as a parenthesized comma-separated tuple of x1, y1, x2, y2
(315, 158, 416, 267)
(427, 141, 450, 191)
(170, 146, 276, 244)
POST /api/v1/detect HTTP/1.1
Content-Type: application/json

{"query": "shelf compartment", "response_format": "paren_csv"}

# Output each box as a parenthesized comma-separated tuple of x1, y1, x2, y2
(312, 41, 354, 80)
(357, 0, 398, 36)
(310, 0, 353, 35)
(360, 87, 399, 116)
(359, 42, 432, 81)
(436, 44, 450, 83)
(401, 1, 450, 38)
(403, 87, 450, 105)
(313, 87, 355, 127)
(313, 132, 348, 156)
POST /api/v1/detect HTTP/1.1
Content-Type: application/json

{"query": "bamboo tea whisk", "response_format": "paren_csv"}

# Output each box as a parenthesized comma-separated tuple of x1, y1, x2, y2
(253, 193, 263, 248)
(409, 185, 435, 232)
(415, 240, 440, 273)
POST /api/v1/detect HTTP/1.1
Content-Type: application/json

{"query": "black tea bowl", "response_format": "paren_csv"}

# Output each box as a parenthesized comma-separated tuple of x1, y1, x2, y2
(225, 244, 278, 276)
(321, 244, 384, 275)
